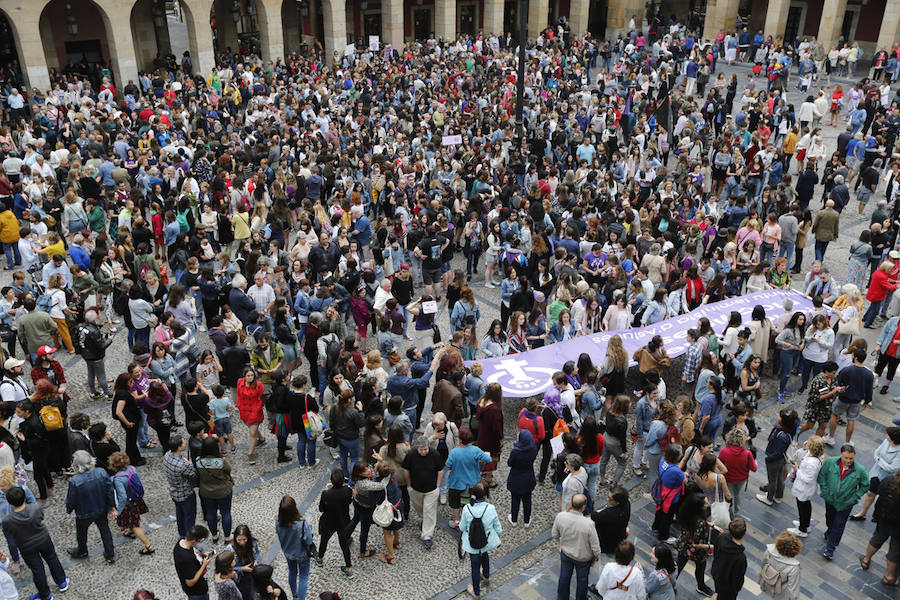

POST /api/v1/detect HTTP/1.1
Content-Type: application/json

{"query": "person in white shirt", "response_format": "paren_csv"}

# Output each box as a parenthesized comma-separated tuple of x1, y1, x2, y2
(595, 541, 645, 600)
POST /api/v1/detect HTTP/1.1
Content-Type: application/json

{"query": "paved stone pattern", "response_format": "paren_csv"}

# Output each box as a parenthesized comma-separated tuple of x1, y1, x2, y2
(488, 392, 900, 600)
(0, 59, 895, 599)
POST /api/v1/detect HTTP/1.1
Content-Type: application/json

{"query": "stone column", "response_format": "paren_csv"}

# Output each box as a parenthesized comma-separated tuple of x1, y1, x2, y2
(528, 0, 548, 39)
(3, 0, 52, 91)
(257, 0, 285, 62)
(435, 0, 456, 40)
(703, 0, 738, 41)
(483, 0, 504, 35)
(322, 0, 348, 65)
(763, 0, 789, 41)
(181, 0, 217, 74)
(877, 1, 900, 53)
(383, 0, 404, 48)
(815, 0, 848, 53)
(569, 0, 588, 37)
(95, 0, 140, 86)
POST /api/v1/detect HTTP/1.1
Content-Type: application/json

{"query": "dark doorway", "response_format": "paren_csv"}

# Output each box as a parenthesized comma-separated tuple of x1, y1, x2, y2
(65, 40, 104, 66)
(459, 3, 476, 35)
(588, 0, 607, 39)
(364, 13, 382, 38)
(784, 5, 803, 45)
(413, 8, 432, 39)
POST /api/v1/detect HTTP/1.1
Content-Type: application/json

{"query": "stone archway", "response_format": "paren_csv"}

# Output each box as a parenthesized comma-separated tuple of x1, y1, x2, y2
(39, 0, 119, 83)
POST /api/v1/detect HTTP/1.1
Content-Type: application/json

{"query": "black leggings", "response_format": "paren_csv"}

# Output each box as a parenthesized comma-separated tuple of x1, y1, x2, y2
(30, 445, 53, 500)
(538, 438, 553, 483)
(875, 352, 900, 382)
(676, 556, 708, 587)
(318, 523, 352, 568)
(796, 499, 812, 533)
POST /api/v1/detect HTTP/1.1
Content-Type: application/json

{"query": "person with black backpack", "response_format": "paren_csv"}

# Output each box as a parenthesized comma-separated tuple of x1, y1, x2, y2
(459, 482, 502, 599)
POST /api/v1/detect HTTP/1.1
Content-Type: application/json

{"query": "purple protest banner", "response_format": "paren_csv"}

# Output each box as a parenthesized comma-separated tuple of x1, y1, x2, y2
(473, 290, 816, 397)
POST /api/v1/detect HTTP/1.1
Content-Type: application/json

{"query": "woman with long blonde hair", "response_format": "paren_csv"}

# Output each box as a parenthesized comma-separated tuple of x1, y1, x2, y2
(832, 283, 864, 360)
(599, 334, 629, 399)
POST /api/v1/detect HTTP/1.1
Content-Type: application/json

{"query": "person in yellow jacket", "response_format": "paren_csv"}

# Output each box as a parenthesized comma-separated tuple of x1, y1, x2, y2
(782, 126, 799, 172)
(0, 208, 19, 269)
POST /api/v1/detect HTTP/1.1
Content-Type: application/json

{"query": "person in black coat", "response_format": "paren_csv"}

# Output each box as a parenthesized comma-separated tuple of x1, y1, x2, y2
(67, 412, 92, 455)
(710, 518, 748, 600)
(220, 331, 251, 389)
(317, 468, 354, 577)
(590, 486, 631, 555)
(506, 430, 539, 525)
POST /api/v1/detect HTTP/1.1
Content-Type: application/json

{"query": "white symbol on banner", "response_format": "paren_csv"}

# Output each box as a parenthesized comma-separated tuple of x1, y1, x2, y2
(485, 358, 558, 395)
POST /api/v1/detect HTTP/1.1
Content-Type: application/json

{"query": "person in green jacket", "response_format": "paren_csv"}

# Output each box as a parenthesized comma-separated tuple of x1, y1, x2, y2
(817, 444, 869, 559)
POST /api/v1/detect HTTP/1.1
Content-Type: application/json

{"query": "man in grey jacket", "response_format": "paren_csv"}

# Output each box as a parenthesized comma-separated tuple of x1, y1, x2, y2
(552, 494, 601, 600)
(777, 203, 800, 268)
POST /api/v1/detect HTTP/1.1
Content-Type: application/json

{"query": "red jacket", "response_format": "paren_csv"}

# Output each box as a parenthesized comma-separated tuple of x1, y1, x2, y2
(718, 444, 758, 483)
(867, 268, 898, 302)
(517, 408, 546, 444)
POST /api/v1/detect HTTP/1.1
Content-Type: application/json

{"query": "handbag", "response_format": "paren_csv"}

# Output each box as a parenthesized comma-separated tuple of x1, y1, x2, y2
(837, 315, 860, 336)
(710, 474, 732, 530)
(373, 494, 402, 527)
(302, 395, 323, 440)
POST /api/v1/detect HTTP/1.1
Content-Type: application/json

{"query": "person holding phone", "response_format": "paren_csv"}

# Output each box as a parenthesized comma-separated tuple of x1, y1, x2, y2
(173, 525, 212, 599)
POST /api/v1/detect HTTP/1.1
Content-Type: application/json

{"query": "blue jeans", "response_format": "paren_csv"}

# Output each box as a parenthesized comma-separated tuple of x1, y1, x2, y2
(759, 243, 775, 266)
(317, 364, 328, 395)
(187, 595, 210, 600)
(582, 461, 600, 500)
(864, 300, 884, 327)
(3, 529, 18, 562)
(779, 349, 799, 393)
(778, 241, 795, 269)
(800, 358, 823, 390)
(824, 502, 852, 553)
(345, 503, 375, 553)
(2, 241, 20, 267)
(337, 437, 360, 483)
(21, 537, 66, 600)
(297, 428, 317, 466)
(470, 552, 490, 597)
(286, 557, 310, 599)
(558, 551, 591, 600)
(815, 240, 829, 261)
(202, 493, 233, 538)
(174, 494, 197, 538)
(137, 410, 149, 447)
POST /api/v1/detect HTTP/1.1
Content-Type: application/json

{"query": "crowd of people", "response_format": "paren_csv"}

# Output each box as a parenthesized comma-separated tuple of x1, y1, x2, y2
(0, 7, 896, 600)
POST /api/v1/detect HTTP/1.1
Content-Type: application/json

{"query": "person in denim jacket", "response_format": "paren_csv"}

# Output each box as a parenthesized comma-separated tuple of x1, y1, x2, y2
(276, 495, 314, 600)
(64, 451, 115, 563)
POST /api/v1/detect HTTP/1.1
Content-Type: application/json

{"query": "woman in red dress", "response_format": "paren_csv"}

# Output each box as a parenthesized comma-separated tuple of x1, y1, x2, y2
(236, 367, 266, 464)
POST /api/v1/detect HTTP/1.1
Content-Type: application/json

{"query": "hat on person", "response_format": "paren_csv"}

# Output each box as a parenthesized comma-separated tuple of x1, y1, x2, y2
(890, 251, 900, 260)
(36, 346, 56, 358)
(3, 358, 24, 370)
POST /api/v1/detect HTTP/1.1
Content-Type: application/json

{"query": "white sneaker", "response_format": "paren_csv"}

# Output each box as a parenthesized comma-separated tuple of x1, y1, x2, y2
(787, 527, 808, 538)
(484, 282, 496, 289)
(507, 515, 516, 526)
(756, 493, 774, 506)
(793, 520, 801, 528)
(523, 521, 530, 528)
(198, 325, 207, 332)
(823, 435, 836, 446)
(439, 494, 447, 505)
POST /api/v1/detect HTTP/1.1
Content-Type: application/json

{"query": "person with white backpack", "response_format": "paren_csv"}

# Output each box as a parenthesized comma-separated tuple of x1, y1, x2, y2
(759, 531, 802, 599)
